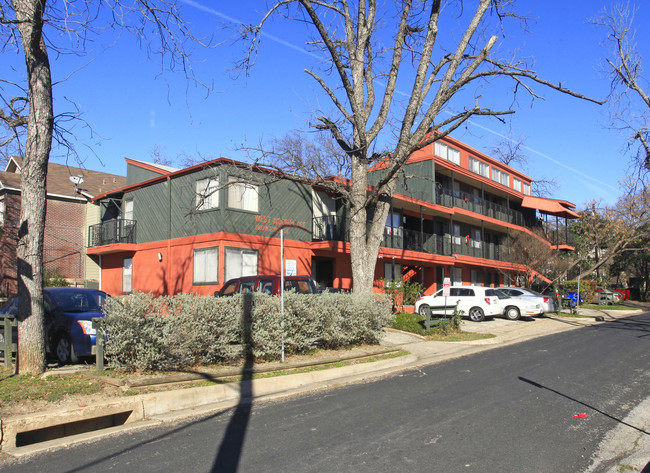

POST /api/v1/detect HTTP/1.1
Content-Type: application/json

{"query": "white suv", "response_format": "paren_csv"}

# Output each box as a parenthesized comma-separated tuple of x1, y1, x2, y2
(415, 286, 502, 322)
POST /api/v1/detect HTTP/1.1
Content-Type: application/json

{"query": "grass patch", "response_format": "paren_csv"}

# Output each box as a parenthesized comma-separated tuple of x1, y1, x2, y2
(0, 370, 103, 404)
(425, 331, 495, 342)
(556, 311, 593, 318)
(580, 304, 632, 311)
(391, 312, 495, 341)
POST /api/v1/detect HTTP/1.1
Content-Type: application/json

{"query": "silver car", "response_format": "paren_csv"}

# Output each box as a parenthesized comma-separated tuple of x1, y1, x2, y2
(498, 287, 557, 314)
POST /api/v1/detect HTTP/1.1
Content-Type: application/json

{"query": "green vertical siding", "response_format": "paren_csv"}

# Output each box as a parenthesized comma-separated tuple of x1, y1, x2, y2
(123, 163, 316, 244)
(368, 160, 436, 204)
(126, 163, 165, 186)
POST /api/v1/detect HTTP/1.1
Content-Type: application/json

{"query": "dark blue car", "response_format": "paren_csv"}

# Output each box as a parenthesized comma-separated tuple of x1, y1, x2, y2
(0, 288, 108, 364)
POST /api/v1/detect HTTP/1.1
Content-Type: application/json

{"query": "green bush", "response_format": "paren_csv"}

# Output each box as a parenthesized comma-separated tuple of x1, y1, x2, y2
(43, 268, 68, 287)
(102, 291, 393, 372)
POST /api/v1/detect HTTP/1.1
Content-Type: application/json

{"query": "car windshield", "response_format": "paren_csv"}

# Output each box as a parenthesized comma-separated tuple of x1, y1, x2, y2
(48, 290, 106, 312)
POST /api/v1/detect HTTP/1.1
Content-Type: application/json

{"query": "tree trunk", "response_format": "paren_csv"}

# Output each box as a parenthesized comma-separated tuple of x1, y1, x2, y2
(13, 0, 53, 374)
(348, 155, 394, 294)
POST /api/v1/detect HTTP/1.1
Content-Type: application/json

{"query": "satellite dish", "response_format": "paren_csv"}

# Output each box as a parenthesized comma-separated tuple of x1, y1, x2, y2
(69, 175, 84, 185)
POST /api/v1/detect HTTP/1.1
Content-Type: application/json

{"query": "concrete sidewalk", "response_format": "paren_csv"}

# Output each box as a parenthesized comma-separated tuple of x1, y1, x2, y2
(1, 305, 647, 467)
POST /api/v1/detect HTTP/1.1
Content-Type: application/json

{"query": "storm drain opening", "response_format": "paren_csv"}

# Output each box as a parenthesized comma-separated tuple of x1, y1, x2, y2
(15, 411, 133, 447)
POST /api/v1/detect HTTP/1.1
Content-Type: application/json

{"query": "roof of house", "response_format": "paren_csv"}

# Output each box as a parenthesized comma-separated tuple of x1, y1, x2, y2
(1, 157, 126, 200)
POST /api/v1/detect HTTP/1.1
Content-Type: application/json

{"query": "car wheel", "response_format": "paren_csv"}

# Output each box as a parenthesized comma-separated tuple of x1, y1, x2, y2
(56, 335, 78, 364)
(418, 304, 430, 316)
(468, 307, 485, 322)
(505, 306, 521, 321)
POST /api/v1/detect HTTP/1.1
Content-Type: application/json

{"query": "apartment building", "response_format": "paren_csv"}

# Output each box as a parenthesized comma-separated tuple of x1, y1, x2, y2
(86, 136, 578, 297)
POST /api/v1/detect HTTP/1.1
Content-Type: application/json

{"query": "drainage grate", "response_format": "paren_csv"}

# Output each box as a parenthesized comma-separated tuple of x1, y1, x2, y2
(15, 411, 133, 447)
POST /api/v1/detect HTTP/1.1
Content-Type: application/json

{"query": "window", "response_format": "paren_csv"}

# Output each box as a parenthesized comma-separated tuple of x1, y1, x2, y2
(471, 269, 482, 285)
(195, 177, 219, 211)
(452, 223, 461, 245)
(124, 200, 134, 221)
(385, 212, 403, 237)
(469, 157, 490, 177)
(513, 178, 522, 193)
(492, 168, 510, 186)
(0, 196, 4, 225)
(224, 247, 258, 282)
(384, 262, 401, 285)
(434, 142, 461, 165)
(228, 176, 259, 212)
(523, 183, 531, 195)
(193, 246, 219, 284)
(451, 267, 462, 285)
(122, 257, 133, 294)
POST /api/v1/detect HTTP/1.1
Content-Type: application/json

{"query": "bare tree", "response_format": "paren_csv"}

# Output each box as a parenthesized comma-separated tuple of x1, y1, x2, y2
(239, 0, 602, 294)
(594, 2, 650, 175)
(502, 227, 571, 287)
(0, 0, 209, 374)
(490, 134, 559, 197)
(569, 179, 650, 281)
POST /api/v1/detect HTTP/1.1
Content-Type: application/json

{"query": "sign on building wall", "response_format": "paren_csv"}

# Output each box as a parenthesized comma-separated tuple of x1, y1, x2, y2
(285, 259, 297, 276)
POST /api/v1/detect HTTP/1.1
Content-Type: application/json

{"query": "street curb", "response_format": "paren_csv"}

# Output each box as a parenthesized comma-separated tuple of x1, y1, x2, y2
(1, 352, 417, 457)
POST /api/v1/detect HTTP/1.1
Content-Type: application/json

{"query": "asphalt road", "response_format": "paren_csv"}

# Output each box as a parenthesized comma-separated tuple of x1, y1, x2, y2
(3, 312, 649, 473)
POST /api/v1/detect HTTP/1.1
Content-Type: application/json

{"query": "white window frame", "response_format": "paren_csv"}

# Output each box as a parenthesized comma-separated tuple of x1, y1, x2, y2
(513, 178, 522, 193)
(124, 200, 134, 221)
(122, 257, 133, 294)
(0, 195, 5, 225)
(435, 142, 461, 165)
(195, 177, 219, 211)
(228, 176, 259, 212)
(224, 247, 258, 282)
(193, 246, 219, 284)
(491, 168, 501, 184)
(469, 156, 480, 174)
(500, 171, 510, 187)
(479, 161, 489, 178)
(523, 183, 531, 195)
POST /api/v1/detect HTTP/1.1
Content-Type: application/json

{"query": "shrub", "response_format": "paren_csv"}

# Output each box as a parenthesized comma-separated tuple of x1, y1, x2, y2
(562, 280, 598, 305)
(43, 268, 68, 287)
(101, 291, 394, 372)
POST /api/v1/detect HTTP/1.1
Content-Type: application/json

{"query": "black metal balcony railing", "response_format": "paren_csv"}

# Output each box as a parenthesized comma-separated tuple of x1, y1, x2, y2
(88, 219, 136, 247)
(313, 216, 511, 262)
(437, 186, 531, 228)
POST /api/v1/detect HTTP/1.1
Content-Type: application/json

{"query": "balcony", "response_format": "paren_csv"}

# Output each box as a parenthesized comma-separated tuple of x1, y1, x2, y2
(313, 216, 510, 262)
(437, 186, 531, 228)
(88, 219, 136, 247)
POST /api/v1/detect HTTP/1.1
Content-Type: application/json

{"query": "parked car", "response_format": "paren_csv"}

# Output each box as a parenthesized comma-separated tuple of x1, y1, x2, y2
(492, 289, 544, 320)
(498, 287, 557, 314)
(0, 288, 108, 364)
(592, 286, 616, 305)
(608, 284, 630, 300)
(215, 275, 319, 297)
(414, 286, 503, 322)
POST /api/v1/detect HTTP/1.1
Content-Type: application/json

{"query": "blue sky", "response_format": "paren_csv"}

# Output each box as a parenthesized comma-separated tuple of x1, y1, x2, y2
(10, 1, 647, 208)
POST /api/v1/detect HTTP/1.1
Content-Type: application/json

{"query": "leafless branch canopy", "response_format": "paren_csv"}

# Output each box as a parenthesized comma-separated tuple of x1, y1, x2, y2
(593, 1, 650, 174)
(0, 0, 214, 164)
(237, 0, 603, 201)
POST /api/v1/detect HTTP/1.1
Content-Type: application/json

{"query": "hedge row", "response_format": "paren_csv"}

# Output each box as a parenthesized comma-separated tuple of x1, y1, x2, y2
(102, 291, 393, 372)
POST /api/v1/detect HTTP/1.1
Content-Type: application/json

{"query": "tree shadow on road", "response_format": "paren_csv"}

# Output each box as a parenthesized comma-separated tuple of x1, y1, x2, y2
(211, 293, 255, 472)
(519, 376, 650, 435)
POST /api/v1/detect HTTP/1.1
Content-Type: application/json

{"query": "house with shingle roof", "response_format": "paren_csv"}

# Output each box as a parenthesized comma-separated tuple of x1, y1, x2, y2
(0, 157, 126, 297)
